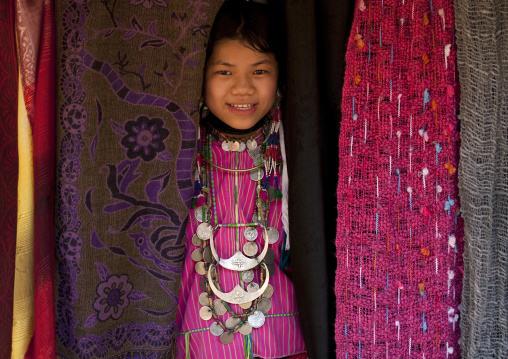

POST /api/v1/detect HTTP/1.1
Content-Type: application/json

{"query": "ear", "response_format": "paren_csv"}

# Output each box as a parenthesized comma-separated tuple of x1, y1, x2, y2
(276, 85, 284, 100)
(199, 99, 209, 119)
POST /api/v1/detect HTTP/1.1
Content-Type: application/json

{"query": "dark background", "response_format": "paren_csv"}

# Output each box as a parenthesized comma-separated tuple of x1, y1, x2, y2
(285, 0, 355, 357)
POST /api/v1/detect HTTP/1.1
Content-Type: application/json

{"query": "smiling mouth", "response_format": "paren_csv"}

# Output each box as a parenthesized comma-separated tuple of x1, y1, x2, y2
(228, 104, 255, 110)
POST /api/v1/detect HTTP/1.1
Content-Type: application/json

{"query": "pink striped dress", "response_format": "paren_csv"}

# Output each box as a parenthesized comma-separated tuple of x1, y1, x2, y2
(176, 133, 306, 359)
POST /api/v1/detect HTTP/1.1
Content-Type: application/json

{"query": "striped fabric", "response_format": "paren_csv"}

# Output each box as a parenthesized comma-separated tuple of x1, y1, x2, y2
(176, 135, 306, 358)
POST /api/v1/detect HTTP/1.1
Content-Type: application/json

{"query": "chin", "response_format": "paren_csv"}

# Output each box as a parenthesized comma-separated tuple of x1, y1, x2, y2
(227, 120, 258, 130)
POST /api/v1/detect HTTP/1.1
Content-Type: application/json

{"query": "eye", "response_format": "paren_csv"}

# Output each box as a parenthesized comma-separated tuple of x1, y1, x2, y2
(217, 70, 231, 75)
(253, 70, 267, 75)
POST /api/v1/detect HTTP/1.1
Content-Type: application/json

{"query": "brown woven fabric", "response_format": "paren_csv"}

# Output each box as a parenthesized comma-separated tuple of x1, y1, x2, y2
(55, 1, 221, 357)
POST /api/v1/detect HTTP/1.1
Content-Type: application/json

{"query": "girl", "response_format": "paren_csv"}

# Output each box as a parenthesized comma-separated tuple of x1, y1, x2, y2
(176, 1, 307, 358)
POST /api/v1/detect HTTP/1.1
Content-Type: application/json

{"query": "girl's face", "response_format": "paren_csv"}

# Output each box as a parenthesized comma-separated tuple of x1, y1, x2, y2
(204, 39, 278, 130)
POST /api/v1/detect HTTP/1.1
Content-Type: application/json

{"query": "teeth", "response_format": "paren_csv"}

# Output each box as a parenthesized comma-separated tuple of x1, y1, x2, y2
(230, 104, 254, 110)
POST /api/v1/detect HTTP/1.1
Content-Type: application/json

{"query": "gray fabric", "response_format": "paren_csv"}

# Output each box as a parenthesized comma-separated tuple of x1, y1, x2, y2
(455, 1, 508, 357)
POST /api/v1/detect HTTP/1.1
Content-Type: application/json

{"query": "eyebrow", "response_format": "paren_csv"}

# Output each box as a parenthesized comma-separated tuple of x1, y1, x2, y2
(211, 59, 274, 67)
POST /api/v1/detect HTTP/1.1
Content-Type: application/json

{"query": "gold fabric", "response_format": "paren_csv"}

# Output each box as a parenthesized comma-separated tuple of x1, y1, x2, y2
(11, 72, 34, 359)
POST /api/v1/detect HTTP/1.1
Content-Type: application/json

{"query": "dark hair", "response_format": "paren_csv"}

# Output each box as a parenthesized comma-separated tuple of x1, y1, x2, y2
(200, 0, 286, 117)
(205, 1, 285, 69)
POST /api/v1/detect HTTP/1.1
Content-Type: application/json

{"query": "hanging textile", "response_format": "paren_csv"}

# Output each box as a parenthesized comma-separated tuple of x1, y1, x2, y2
(14, 0, 56, 356)
(335, 0, 463, 357)
(12, 73, 34, 359)
(455, 1, 508, 357)
(0, 0, 19, 356)
(55, 0, 221, 357)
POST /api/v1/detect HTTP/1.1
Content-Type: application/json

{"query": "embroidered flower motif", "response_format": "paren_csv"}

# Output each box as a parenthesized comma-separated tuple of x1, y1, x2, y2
(93, 275, 133, 321)
(121, 116, 169, 162)
(129, 0, 167, 9)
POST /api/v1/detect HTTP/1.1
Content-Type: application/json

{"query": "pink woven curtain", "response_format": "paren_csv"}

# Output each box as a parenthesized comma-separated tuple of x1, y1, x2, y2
(335, 0, 463, 357)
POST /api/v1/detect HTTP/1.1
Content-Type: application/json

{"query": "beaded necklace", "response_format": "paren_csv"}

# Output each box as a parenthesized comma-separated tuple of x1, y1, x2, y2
(191, 116, 281, 345)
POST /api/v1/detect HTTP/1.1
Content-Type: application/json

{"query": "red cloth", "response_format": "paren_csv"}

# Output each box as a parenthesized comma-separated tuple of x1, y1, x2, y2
(28, 2, 56, 357)
(15, 0, 56, 357)
(335, 0, 463, 358)
(0, 0, 19, 356)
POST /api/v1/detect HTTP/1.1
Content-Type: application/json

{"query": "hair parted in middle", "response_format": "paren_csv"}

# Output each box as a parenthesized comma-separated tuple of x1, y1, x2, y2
(200, 0, 286, 119)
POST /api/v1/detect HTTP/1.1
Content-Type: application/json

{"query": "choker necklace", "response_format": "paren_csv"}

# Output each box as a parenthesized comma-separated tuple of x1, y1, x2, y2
(204, 112, 266, 136)
(203, 114, 271, 153)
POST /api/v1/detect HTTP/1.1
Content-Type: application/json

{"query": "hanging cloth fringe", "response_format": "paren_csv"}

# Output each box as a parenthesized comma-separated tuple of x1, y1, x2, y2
(279, 122, 290, 250)
(243, 334, 254, 359)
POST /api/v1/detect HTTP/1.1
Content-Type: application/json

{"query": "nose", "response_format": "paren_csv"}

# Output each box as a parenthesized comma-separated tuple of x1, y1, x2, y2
(231, 74, 254, 96)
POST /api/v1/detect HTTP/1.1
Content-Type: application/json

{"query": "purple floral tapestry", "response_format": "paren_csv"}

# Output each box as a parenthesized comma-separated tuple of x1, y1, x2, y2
(55, 0, 221, 357)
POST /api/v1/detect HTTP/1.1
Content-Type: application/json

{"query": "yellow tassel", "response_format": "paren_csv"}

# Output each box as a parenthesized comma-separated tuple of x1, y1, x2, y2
(185, 332, 190, 359)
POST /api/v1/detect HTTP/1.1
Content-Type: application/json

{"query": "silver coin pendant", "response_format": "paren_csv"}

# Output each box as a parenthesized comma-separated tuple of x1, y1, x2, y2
(213, 299, 227, 316)
(229, 141, 240, 151)
(196, 223, 212, 240)
(257, 297, 272, 314)
(264, 227, 280, 244)
(195, 206, 210, 223)
(241, 270, 254, 283)
(247, 139, 257, 150)
(199, 306, 212, 321)
(243, 242, 258, 257)
(225, 317, 240, 330)
(238, 322, 253, 335)
(192, 234, 202, 247)
(250, 169, 264, 182)
(262, 284, 274, 299)
(244, 227, 258, 241)
(248, 310, 265, 328)
(199, 292, 210, 306)
(247, 282, 259, 293)
(220, 332, 235, 345)
(210, 322, 224, 336)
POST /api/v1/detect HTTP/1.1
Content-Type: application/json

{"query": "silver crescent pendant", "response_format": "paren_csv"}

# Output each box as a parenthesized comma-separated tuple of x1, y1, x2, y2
(207, 263, 270, 305)
(210, 226, 269, 271)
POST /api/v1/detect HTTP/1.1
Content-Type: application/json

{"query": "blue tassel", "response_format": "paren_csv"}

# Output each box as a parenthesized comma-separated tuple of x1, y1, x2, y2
(194, 180, 201, 196)
(263, 177, 269, 190)
(273, 133, 279, 146)
(279, 232, 290, 270)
